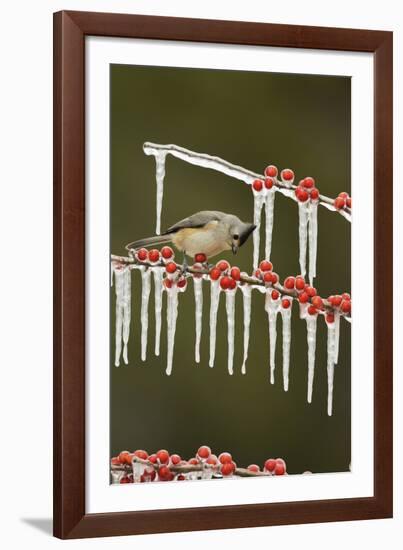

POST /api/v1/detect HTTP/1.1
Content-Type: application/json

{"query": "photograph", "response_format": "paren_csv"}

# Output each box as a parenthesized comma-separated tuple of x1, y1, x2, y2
(109, 64, 352, 484)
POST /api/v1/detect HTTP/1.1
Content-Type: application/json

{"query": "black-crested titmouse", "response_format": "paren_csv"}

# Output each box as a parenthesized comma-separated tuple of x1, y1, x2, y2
(126, 211, 256, 260)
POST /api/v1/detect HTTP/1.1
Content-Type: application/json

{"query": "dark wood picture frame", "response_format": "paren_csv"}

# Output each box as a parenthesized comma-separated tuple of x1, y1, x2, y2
(53, 10, 393, 539)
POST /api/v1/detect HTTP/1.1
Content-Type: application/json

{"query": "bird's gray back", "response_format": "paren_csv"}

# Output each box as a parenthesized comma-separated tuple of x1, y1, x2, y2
(163, 211, 228, 234)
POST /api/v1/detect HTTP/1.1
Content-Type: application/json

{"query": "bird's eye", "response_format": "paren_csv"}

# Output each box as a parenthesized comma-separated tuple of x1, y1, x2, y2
(233, 234, 239, 240)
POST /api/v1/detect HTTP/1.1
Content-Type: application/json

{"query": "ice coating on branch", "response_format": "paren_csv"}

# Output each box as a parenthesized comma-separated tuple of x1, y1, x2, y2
(225, 290, 236, 375)
(253, 191, 265, 269)
(265, 190, 276, 261)
(113, 265, 131, 367)
(308, 201, 318, 285)
(193, 277, 203, 363)
(280, 299, 293, 391)
(209, 280, 221, 368)
(132, 461, 146, 482)
(334, 310, 341, 365)
(306, 314, 318, 403)
(152, 268, 164, 356)
(139, 267, 152, 362)
(240, 284, 252, 374)
(298, 202, 309, 278)
(265, 289, 281, 384)
(326, 317, 337, 416)
(166, 285, 179, 375)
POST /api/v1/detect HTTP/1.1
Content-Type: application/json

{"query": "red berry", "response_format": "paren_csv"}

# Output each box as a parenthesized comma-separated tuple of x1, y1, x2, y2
(308, 305, 318, 315)
(284, 276, 295, 289)
(305, 286, 317, 297)
(118, 451, 131, 465)
(259, 260, 273, 272)
(170, 454, 182, 465)
(177, 277, 187, 288)
(303, 176, 315, 189)
(133, 449, 148, 460)
(158, 465, 172, 480)
(282, 298, 291, 309)
(295, 276, 305, 290)
(218, 452, 232, 464)
(310, 188, 320, 201)
(331, 295, 343, 307)
(197, 446, 211, 459)
(156, 449, 170, 464)
(137, 248, 148, 261)
(177, 474, 186, 481)
(281, 169, 294, 182)
(221, 462, 236, 476)
(263, 272, 274, 284)
(209, 267, 221, 280)
(311, 296, 324, 310)
(264, 177, 274, 190)
(111, 456, 120, 466)
(230, 266, 241, 280)
(326, 313, 335, 323)
(271, 272, 279, 284)
(271, 290, 280, 300)
(148, 249, 160, 263)
(161, 246, 174, 259)
(265, 165, 278, 178)
(247, 464, 260, 472)
(220, 276, 231, 290)
(295, 186, 309, 202)
(216, 260, 230, 272)
(254, 269, 262, 279)
(341, 300, 351, 313)
(252, 179, 263, 192)
(274, 463, 286, 475)
(228, 277, 237, 290)
(334, 197, 346, 210)
(166, 262, 177, 274)
(148, 453, 158, 464)
(346, 197, 352, 208)
(163, 278, 173, 289)
(298, 292, 309, 303)
(342, 292, 351, 300)
(195, 253, 207, 263)
(338, 192, 349, 199)
(264, 459, 276, 472)
(120, 475, 133, 484)
(206, 454, 218, 465)
(188, 458, 199, 465)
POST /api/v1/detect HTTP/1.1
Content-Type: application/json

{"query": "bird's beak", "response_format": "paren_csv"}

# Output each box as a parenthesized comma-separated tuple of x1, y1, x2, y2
(232, 244, 239, 255)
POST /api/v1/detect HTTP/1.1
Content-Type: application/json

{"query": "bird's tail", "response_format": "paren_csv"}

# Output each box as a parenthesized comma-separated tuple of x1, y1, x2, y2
(125, 234, 172, 251)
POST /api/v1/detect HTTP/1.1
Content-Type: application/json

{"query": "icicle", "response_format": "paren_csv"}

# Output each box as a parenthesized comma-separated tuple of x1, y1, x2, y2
(334, 310, 341, 365)
(298, 202, 309, 278)
(114, 265, 131, 367)
(166, 285, 179, 376)
(326, 317, 337, 416)
(209, 280, 221, 368)
(139, 267, 152, 362)
(193, 277, 203, 363)
(252, 191, 265, 269)
(265, 289, 281, 384)
(152, 268, 164, 356)
(265, 190, 276, 261)
(308, 201, 318, 285)
(240, 285, 252, 374)
(110, 261, 114, 287)
(225, 290, 236, 375)
(306, 313, 318, 403)
(132, 461, 146, 483)
(280, 298, 293, 391)
(154, 151, 167, 235)
(111, 470, 125, 484)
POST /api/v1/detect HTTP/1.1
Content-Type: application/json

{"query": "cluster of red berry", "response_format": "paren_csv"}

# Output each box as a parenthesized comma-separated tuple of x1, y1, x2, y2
(252, 164, 294, 193)
(111, 446, 287, 483)
(135, 245, 175, 264)
(334, 191, 352, 210)
(294, 176, 320, 203)
(209, 260, 241, 290)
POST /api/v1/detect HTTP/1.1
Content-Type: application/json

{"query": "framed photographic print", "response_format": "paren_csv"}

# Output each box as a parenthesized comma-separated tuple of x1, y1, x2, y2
(53, 11, 393, 539)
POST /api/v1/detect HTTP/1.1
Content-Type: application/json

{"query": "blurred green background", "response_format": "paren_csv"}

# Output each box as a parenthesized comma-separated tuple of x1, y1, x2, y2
(110, 64, 351, 474)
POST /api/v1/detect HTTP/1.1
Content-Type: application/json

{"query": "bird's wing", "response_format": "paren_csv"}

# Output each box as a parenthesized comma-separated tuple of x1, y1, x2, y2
(163, 211, 226, 234)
